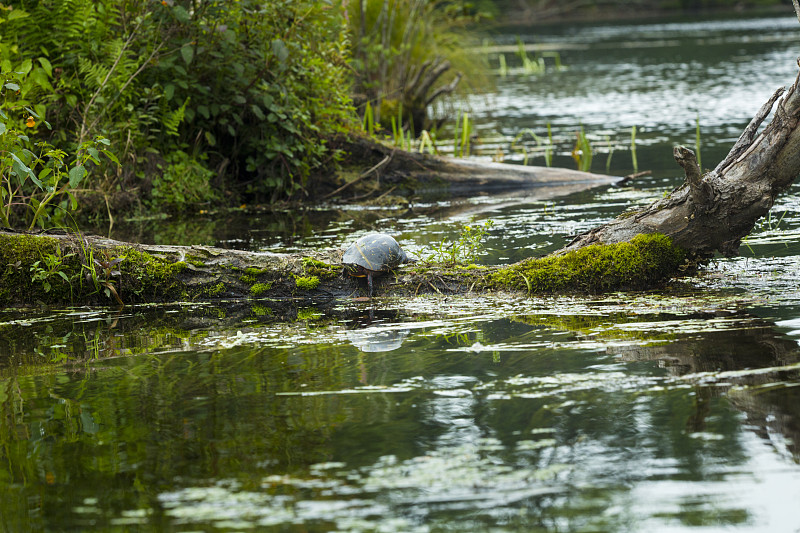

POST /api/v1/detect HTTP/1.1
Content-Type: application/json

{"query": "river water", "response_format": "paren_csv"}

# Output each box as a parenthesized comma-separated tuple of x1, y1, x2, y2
(3, 12, 800, 532)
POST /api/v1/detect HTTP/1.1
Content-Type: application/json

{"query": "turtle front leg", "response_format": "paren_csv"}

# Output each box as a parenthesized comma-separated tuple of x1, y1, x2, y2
(367, 272, 374, 297)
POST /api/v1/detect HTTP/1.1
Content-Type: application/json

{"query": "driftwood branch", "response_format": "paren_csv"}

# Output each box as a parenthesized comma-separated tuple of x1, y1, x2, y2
(561, 69, 800, 259)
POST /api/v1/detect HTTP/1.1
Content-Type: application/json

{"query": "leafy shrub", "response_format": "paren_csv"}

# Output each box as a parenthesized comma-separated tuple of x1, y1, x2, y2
(3, 0, 356, 213)
(148, 151, 217, 213)
(0, 64, 116, 229)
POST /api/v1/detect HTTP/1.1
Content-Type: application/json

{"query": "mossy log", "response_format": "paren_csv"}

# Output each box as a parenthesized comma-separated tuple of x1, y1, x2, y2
(0, 229, 686, 307)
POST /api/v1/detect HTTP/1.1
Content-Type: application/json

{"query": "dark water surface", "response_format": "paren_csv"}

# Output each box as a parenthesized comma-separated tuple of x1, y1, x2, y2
(4, 13, 800, 532)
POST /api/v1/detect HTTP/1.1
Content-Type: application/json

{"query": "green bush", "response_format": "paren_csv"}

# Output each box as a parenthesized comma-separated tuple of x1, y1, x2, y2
(148, 151, 217, 212)
(3, 0, 356, 214)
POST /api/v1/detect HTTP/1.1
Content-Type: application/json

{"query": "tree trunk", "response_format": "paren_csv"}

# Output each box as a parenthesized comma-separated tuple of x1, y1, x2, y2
(560, 74, 800, 259)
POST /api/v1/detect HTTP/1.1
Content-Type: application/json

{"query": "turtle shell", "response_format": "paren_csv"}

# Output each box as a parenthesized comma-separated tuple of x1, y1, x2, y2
(342, 233, 410, 277)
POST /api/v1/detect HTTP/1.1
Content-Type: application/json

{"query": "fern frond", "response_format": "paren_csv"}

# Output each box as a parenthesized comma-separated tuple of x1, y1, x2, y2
(163, 98, 189, 137)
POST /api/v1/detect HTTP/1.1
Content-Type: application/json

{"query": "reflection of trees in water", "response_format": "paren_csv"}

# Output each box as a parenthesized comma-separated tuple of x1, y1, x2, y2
(612, 315, 800, 460)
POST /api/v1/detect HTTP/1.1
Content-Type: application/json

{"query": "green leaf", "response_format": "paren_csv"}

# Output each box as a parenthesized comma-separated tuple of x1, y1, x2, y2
(251, 104, 265, 120)
(38, 167, 53, 183)
(10, 153, 33, 179)
(172, 5, 190, 23)
(97, 137, 111, 146)
(88, 147, 100, 163)
(68, 191, 78, 210)
(68, 165, 86, 188)
(197, 105, 209, 119)
(204, 131, 216, 147)
(181, 45, 194, 65)
(38, 57, 53, 77)
(164, 83, 175, 101)
(0, 123, 5, 135)
(4, 82, 20, 91)
(101, 150, 120, 165)
(271, 39, 289, 64)
(7, 9, 29, 21)
(18, 59, 32, 75)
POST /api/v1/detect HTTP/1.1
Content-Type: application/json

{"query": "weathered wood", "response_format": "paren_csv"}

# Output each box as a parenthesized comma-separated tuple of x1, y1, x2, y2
(560, 70, 800, 259)
(334, 134, 618, 200)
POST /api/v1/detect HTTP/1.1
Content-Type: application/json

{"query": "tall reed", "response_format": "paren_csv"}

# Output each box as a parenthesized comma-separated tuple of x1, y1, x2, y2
(572, 125, 592, 172)
(695, 114, 702, 170)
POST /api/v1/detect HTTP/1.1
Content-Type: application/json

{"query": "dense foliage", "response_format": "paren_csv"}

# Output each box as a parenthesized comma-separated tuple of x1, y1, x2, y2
(1, 0, 355, 219)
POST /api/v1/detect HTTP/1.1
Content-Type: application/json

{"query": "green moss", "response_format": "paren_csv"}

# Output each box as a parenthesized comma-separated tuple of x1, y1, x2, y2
(185, 255, 207, 268)
(489, 233, 686, 294)
(251, 304, 273, 316)
(206, 282, 226, 296)
(294, 275, 320, 291)
(250, 282, 272, 296)
(302, 257, 340, 280)
(297, 308, 323, 321)
(112, 247, 188, 300)
(0, 234, 80, 304)
(240, 266, 271, 284)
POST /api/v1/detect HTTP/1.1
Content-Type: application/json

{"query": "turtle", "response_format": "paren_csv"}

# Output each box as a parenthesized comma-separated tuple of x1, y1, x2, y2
(342, 233, 416, 296)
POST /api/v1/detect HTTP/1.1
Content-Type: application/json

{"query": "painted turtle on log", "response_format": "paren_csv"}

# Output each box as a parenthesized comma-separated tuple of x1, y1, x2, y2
(343, 233, 416, 296)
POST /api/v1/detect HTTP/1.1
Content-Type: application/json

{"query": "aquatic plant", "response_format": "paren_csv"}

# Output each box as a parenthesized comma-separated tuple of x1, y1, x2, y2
(511, 126, 553, 167)
(516, 37, 546, 74)
(572, 125, 592, 172)
(453, 111, 472, 157)
(696, 113, 703, 170)
(605, 135, 615, 173)
(427, 219, 494, 265)
(631, 125, 639, 174)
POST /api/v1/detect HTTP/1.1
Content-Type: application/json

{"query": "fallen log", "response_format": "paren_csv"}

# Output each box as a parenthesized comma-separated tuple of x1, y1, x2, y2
(560, 74, 800, 259)
(328, 134, 618, 200)
(0, 228, 684, 307)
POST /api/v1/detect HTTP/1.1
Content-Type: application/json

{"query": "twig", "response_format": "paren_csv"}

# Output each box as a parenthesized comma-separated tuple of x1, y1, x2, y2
(616, 170, 651, 186)
(323, 153, 392, 199)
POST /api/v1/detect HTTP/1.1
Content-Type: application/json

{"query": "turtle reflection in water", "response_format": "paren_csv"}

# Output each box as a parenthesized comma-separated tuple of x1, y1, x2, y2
(342, 233, 416, 296)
